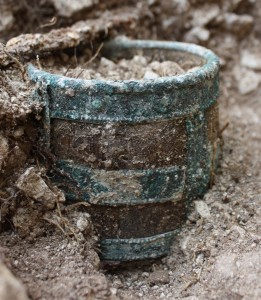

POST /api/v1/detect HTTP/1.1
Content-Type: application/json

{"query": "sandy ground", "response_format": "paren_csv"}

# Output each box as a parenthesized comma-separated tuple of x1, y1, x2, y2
(0, 1, 261, 299)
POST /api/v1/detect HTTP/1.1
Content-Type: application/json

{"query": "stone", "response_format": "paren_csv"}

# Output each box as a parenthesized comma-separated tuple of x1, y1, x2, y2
(162, 16, 179, 31)
(160, 0, 190, 15)
(195, 200, 211, 219)
(112, 278, 123, 288)
(222, 0, 249, 12)
(131, 55, 148, 67)
(100, 57, 116, 68)
(173, 0, 190, 15)
(76, 214, 91, 232)
(240, 50, 261, 70)
(0, 262, 29, 300)
(0, 10, 14, 33)
(191, 4, 220, 27)
(15, 167, 65, 209)
(184, 27, 210, 43)
(214, 253, 237, 279)
(230, 225, 246, 238)
(149, 270, 170, 285)
(151, 61, 185, 77)
(222, 13, 253, 36)
(52, 0, 96, 18)
(0, 134, 9, 170)
(160, 0, 190, 38)
(233, 66, 260, 95)
(143, 70, 159, 79)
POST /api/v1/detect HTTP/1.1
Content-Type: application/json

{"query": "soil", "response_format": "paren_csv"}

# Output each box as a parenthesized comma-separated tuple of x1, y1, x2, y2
(0, 1, 261, 299)
(49, 55, 189, 80)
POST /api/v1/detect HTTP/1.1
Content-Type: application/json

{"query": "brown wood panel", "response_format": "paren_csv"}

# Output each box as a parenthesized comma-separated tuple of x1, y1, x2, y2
(51, 118, 187, 170)
(88, 198, 186, 239)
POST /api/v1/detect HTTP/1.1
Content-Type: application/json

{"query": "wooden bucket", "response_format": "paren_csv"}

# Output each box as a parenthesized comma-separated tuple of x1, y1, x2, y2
(28, 39, 220, 261)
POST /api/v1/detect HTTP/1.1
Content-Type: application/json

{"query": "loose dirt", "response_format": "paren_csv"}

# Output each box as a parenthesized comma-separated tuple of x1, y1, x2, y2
(49, 55, 187, 80)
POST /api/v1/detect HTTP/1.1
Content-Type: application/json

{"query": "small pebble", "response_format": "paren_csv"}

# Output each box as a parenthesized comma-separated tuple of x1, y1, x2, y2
(149, 270, 170, 285)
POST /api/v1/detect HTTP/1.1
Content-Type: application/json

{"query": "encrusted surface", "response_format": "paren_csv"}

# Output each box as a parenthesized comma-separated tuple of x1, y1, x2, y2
(28, 39, 220, 261)
(53, 161, 185, 205)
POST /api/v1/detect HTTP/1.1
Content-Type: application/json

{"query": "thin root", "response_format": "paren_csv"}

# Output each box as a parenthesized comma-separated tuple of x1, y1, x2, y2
(3, 47, 27, 81)
(76, 43, 104, 78)
(43, 216, 69, 237)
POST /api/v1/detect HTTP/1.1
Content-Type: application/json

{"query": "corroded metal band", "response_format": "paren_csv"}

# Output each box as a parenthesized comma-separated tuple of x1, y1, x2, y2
(27, 40, 219, 123)
(54, 160, 185, 205)
(185, 103, 220, 199)
(99, 231, 177, 261)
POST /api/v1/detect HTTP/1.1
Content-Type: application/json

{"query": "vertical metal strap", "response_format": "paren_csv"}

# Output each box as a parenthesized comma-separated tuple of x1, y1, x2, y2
(185, 111, 210, 201)
(33, 81, 51, 149)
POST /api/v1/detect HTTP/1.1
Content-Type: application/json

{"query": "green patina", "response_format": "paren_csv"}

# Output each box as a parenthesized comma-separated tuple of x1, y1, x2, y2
(28, 66, 218, 123)
(54, 160, 184, 205)
(99, 231, 177, 261)
(185, 112, 210, 200)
